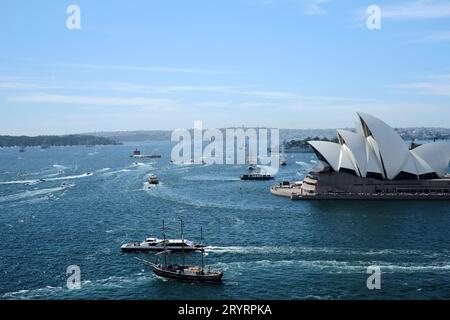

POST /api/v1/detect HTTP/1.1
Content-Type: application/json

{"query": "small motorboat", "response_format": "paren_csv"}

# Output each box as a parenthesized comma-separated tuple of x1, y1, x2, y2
(60, 181, 74, 188)
(148, 175, 159, 185)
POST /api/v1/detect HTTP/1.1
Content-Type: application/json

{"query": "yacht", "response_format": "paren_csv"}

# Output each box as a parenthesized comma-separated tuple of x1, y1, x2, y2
(121, 237, 204, 252)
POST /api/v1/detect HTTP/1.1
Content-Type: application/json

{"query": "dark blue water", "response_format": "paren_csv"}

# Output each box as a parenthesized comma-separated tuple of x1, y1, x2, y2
(0, 142, 449, 299)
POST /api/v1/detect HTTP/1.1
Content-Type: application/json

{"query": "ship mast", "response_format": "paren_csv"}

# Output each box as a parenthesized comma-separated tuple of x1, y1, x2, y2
(200, 226, 205, 271)
(181, 219, 185, 266)
(162, 220, 167, 266)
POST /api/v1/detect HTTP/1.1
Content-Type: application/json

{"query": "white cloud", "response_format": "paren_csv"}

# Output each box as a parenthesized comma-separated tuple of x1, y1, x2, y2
(389, 74, 450, 97)
(409, 30, 450, 43)
(7, 94, 178, 108)
(390, 82, 450, 96)
(70, 63, 238, 75)
(356, 1, 450, 24)
(0, 82, 46, 90)
(260, 0, 331, 15)
(303, 0, 331, 15)
(382, 0, 450, 20)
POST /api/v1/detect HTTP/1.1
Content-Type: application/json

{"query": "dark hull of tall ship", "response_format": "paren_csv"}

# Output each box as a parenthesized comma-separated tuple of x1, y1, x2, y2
(152, 264, 223, 283)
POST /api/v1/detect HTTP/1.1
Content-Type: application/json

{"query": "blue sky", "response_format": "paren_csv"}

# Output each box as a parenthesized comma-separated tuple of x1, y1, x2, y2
(0, 0, 450, 135)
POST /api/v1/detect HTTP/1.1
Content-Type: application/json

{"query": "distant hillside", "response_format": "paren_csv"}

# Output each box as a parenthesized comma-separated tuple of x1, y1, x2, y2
(85, 130, 171, 142)
(79, 127, 450, 143)
(85, 128, 341, 142)
(0, 135, 121, 147)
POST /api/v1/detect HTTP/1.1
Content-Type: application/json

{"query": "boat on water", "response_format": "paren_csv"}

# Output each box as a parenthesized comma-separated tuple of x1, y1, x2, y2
(148, 174, 159, 185)
(240, 172, 274, 180)
(137, 221, 223, 283)
(130, 149, 161, 159)
(25, 179, 46, 186)
(280, 145, 287, 166)
(240, 149, 273, 180)
(121, 237, 204, 252)
(19, 147, 25, 153)
(121, 220, 205, 252)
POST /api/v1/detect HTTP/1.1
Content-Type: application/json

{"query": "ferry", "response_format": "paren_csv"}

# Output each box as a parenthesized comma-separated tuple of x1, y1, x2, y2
(240, 173, 274, 180)
(130, 149, 161, 159)
(148, 175, 159, 185)
(121, 237, 204, 252)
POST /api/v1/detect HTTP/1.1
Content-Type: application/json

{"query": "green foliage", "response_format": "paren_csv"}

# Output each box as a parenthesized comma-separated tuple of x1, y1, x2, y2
(0, 135, 121, 147)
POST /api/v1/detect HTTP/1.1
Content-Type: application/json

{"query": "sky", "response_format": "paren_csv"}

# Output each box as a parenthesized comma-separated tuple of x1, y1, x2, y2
(0, 0, 450, 135)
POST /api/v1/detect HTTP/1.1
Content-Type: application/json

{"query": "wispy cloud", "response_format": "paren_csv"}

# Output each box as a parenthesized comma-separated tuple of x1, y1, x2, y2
(390, 82, 450, 96)
(260, 0, 332, 15)
(406, 30, 450, 43)
(7, 94, 178, 108)
(383, 0, 450, 20)
(303, 0, 331, 15)
(70, 63, 238, 75)
(357, 0, 450, 21)
(112, 84, 295, 98)
(0, 82, 47, 90)
(389, 74, 450, 97)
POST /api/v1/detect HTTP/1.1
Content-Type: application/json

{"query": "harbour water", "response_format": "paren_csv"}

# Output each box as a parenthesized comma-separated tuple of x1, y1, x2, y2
(0, 142, 449, 299)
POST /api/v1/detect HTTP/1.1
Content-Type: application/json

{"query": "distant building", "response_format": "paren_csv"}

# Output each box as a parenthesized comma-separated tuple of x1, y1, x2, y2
(271, 112, 450, 200)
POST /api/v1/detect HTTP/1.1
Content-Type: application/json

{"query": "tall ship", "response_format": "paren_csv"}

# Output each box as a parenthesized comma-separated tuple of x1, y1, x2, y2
(271, 112, 450, 200)
(138, 221, 223, 283)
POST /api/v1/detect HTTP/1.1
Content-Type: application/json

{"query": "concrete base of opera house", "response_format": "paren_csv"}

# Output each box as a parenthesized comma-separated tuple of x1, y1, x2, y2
(270, 172, 450, 201)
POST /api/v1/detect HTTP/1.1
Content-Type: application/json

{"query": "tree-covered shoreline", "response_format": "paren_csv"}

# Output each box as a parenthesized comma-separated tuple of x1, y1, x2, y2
(0, 135, 121, 147)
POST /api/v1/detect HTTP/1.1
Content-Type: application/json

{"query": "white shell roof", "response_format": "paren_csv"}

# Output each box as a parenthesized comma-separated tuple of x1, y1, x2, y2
(308, 141, 341, 172)
(412, 141, 450, 178)
(337, 130, 367, 177)
(339, 145, 360, 175)
(357, 112, 410, 180)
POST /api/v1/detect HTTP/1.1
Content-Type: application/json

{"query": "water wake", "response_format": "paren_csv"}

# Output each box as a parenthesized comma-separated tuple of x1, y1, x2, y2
(0, 185, 74, 203)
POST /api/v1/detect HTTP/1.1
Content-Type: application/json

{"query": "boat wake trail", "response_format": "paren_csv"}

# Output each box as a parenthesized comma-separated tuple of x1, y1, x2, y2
(208, 259, 450, 274)
(0, 173, 93, 185)
(205, 246, 450, 259)
(0, 185, 74, 203)
(0, 273, 151, 299)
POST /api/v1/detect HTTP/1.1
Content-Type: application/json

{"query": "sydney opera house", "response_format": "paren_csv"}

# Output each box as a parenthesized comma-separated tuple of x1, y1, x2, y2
(271, 112, 450, 200)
